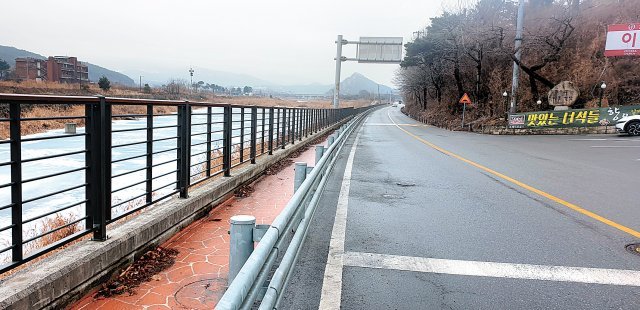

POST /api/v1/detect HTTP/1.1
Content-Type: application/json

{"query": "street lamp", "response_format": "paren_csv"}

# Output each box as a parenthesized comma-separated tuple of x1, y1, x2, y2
(189, 68, 194, 94)
(537, 99, 542, 106)
(598, 81, 607, 108)
(502, 91, 509, 117)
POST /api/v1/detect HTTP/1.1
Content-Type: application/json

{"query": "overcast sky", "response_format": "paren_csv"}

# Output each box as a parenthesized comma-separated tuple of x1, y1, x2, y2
(1, 0, 455, 87)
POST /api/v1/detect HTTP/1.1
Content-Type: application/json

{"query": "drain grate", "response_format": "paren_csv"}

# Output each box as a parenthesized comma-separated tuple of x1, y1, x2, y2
(625, 243, 640, 256)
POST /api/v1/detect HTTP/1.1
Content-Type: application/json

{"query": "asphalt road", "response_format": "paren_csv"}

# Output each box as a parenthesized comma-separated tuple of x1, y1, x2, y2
(281, 106, 640, 309)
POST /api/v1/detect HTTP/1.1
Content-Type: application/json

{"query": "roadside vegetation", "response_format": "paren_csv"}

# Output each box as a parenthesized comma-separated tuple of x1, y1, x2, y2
(397, 0, 640, 128)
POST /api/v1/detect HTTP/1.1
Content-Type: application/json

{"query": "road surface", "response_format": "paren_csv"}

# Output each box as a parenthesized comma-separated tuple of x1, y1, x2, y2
(281, 106, 640, 309)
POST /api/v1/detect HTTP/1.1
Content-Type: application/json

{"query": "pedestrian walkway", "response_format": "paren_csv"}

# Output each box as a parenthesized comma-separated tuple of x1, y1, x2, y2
(70, 144, 320, 310)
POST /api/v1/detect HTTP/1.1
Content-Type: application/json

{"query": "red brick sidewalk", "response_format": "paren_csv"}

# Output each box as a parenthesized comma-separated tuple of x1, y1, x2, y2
(70, 145, 320, 310)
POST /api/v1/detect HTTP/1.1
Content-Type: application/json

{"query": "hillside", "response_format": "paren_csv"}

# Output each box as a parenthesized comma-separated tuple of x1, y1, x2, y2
(398, 0, 640, 128)
(0, 45, 135, 86)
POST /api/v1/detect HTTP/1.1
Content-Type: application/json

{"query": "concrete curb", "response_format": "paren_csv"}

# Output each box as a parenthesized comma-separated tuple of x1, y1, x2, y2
(0, 119, 349, 310)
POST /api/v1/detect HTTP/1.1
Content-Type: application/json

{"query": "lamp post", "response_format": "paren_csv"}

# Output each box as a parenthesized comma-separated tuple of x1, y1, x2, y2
(503, 91, 509, 117)
(598, 81, 607, 108)
(189, 68, 194, 94)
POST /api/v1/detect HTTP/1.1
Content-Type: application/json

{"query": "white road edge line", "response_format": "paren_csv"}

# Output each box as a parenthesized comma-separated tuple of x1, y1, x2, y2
(590, 146, 640, 148)
(343, 251, 640, 287)
(318, 127, 363, 310)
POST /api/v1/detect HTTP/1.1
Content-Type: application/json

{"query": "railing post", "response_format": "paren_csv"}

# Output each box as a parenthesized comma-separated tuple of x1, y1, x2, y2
(268, 107, 274, 155)
(250, 107, 257, 164)
(86, 96, 110, 241)
(240, 107, 245, 163)
(228, 215, 256, 285)
(281, 108, 286, 149)
(206, 107, 212, 178)
(9, 102, 23, 261)
(261, 108, 266, 154)
(177, 102, 191, 198)
(145, 104, 153, 203)
(290, 109, 295, 145)
(223, 106, 232, 177)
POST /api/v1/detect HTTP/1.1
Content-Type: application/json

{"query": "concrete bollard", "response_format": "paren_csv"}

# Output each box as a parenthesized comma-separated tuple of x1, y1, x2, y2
(294, 162, 307, 192)
(64, 123, 77, 134)
(315, 145, 325, 165)
(229, 215, 256, 285)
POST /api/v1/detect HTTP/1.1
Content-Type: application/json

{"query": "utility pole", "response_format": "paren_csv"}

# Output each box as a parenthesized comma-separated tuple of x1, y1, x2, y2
(139, 75, 143, 92)
(510, 0, 525, 114)
(333, 35, 344, 109)
(377, 84, 380, 104)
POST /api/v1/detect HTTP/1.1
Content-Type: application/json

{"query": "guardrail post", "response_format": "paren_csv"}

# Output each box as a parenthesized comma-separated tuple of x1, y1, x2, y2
(86, 96, 111, 241)
(177, 102, 191, 198)
(315, 145, 324, 165)
(327, 135, 335, 147)
(294, 162, 307, 193)
(223, 106, 232, 177)
(250, 107, 257, 164)
(229, 215, 256, 285)
(268, 107, 274, 155)
(9, 102, 23, 260)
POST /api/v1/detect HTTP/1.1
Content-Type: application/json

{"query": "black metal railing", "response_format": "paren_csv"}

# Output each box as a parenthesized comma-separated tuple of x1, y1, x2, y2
(0, 93, 363, 273)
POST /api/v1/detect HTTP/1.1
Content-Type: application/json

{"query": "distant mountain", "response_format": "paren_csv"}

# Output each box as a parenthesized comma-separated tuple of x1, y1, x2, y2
(123, 67, 277, 89)
(0, 45, 136, 86)
(324, 73, 394, 96)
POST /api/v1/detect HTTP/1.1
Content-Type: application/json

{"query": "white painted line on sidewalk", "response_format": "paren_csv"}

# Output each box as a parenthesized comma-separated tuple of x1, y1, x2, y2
(343, 251, 640, 287)
(318, 127, 363, 310)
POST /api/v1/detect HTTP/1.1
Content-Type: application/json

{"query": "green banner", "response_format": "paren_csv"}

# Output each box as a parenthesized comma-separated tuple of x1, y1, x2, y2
(508, 105, 640, 129)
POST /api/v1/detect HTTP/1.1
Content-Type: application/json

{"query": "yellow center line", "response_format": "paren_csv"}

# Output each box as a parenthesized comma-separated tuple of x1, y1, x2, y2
(386, 109, 640, 239)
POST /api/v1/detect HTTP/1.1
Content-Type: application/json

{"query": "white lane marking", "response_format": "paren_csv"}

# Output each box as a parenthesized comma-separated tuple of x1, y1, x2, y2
(318, 127, 363, 310)
(590, 146, 640, 148)
(569, 138, 608, 141)
(343, 251, 640, 287)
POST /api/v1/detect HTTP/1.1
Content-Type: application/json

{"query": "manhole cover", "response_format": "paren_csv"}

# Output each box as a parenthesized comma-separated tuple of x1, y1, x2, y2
(175, 278, 226, 309)
(625, 243, 640, 256)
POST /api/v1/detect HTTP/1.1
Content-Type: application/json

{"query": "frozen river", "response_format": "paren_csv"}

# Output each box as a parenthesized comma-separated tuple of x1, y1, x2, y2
(0, 106, 253, 259)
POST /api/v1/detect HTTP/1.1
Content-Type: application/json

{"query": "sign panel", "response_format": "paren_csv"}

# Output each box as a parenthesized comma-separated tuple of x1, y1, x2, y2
(605, 23, 640, 57)
(459, 93, 472, 104)
(357, 37, 403, 63)
(508, 105, 640, 129)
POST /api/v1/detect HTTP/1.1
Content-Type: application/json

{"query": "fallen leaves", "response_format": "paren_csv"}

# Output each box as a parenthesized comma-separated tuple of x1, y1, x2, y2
(95, 247, 179, 298)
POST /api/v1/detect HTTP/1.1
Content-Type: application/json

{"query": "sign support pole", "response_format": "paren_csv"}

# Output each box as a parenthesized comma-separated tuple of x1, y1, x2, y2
(461, 102, 467, 128)
(333, 35, 344, 109)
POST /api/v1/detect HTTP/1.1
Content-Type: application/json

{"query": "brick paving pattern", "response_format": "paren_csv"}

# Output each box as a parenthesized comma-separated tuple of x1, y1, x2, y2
(70, 145, 319, 310)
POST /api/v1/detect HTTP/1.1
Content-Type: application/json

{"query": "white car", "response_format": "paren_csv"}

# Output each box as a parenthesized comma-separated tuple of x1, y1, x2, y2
(615, 115, 640, 136)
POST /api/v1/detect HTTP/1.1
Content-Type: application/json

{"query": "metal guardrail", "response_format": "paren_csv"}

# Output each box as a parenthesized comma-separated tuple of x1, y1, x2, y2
(0, 93, 363, 274)
(216, 108, 372, 309)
